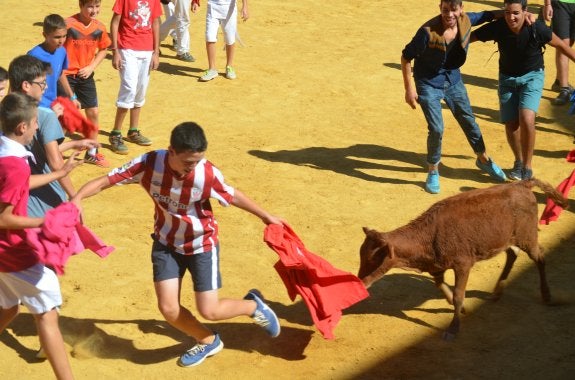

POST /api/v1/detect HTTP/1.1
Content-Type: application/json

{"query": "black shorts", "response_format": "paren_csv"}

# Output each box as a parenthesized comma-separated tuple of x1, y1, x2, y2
(66, 73, 98, 109)
(552, 0, 575, 41)
(151, 239, 222, 292)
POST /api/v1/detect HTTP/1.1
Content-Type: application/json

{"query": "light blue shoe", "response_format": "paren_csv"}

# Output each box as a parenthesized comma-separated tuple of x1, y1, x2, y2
(425, 170, 440, 194)
(244, 289, 281, 338)
(476, 159, 507, 182)
(177, 333, 223, 367)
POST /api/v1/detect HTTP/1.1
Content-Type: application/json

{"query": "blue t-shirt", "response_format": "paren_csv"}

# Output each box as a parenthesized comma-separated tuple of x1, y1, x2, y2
(27, 45, 68, 108)
(26, 106, 67, 217)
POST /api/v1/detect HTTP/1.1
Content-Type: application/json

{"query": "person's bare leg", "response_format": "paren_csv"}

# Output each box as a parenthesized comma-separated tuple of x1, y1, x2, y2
(225, 43, 235, 67)
(34, 309, 74, 380)
(85, 107, 99, 140)
(0, 305, 19, 332)
(505, 120, 521, 163)
(128, 106, 141, 132)
(518, 108, 536, 170)
(112, 107, 128, 133)
(556, 38, 571, 88)
(154, 278, 215, 344)
(206, 41, 217, 70)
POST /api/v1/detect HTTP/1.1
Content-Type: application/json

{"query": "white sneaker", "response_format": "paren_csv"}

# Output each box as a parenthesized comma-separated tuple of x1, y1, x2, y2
(200, 69, 218, 82)
(225, 66, 236, 80)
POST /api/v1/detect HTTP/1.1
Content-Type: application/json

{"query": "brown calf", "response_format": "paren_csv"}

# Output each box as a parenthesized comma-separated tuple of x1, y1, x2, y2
(358, 179, 568, 340)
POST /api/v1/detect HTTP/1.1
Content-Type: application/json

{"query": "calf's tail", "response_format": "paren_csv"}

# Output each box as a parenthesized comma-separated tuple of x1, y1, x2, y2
(526, 178, 569, 209)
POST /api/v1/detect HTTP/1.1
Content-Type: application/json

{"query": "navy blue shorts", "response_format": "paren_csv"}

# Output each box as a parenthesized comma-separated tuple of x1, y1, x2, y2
(151, 239, 222, 292)
(66, 73, 98, 109)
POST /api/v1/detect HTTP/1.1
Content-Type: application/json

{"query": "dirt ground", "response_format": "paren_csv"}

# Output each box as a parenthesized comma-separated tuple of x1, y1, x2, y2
(1, 0, 575, 379)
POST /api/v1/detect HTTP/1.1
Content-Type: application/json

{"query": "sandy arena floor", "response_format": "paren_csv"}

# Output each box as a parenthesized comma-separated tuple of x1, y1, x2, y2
(1, 1, 574, 379)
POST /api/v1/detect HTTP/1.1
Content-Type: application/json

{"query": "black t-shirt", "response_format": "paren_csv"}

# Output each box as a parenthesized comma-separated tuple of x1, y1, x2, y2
(473, 19, 552, 76)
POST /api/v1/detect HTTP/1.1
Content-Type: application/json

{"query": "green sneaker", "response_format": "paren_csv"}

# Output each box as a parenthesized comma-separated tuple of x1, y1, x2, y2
(126, 130, 152, 146)
(225, 66, 236, 80)
(200, 69, 218, 82)
(109, 133, 129, 155)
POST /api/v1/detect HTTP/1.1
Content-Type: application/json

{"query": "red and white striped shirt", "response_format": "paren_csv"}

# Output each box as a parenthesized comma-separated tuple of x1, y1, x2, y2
(108, 150, 235, 255)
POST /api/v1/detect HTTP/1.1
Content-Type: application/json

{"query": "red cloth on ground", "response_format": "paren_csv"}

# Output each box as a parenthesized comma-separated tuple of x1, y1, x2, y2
(539, 168, 575, 225)
(264, 223, 369, 339)
(26, 202, 114, 275)
(566, 149, 575, 163)
(51, 96, 97, 137)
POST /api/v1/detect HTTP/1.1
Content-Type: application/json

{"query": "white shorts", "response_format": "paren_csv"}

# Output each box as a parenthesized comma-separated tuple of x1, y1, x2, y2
(116, 49, 153, 109)
(0, 263, 62, 314)
(206, 1, 237, 44)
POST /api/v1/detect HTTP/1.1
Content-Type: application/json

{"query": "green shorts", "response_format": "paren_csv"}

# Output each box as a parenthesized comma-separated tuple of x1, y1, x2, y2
(498, 69, 544, 123)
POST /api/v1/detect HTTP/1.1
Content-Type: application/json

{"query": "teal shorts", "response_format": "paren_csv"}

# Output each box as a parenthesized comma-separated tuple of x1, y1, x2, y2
(498, 69, 544, 123)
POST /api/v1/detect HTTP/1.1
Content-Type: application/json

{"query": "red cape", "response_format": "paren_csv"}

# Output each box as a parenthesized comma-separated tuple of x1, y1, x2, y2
(264, 224, 369, 339)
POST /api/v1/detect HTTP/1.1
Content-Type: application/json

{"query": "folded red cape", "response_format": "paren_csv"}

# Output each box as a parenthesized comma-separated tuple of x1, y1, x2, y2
(264, 223, 369, 339)
(26, 202, 114, 275)
(539, 168, 575, 225)
(51, 96, 97, 137)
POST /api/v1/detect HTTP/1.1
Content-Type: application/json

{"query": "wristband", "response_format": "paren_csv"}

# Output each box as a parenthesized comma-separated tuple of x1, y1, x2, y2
(70, 93, 78, 101)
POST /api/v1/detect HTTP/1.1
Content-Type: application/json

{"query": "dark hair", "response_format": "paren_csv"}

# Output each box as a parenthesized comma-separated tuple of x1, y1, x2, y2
(503, 0, 527, 9)
(8, 55, 51, 92)
(43, 14, 67, 34)
(80, 0, 102, 6)
(441, 0, 463, 7)
(0, 66, 7, 82)
(0, 92, 38, 135)
(170, 122, 208, 153)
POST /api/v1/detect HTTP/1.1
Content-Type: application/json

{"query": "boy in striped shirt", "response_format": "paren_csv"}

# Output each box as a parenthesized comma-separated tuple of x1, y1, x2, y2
(72, 121, 284, 367)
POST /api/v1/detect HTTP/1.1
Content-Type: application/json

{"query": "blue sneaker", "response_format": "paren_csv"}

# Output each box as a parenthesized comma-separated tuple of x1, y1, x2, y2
(522, 167, 533, 180)
(508, 160, 523, 181)
(177, 333, 224, 367)
(476, 159, 507, 182)
(425, 170, 440, 194)
(244, 289, 281, 338)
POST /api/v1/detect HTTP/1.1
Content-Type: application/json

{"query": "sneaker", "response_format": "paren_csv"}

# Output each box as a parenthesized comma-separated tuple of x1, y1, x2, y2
(475, 158, 507, 182)
(109, 133, 129, 155)
(551, 79, 574, 92)
(225, 66, 236, 80)
(177, 333, 224, 367)
(125, 130, 152, 146)
(522, 167, 533, 180)
(200, 69, 218, 82)
(176, 52, 195, 62)
(553, 87, 573, 106)
(244, 289, 281, 338)
(84, 152, 110, 168)
(425, 170, 440, 194)
(508, 160, 523, 181)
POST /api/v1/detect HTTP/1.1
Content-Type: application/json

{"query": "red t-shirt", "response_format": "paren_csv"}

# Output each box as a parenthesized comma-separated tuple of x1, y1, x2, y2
(112, 0, 162, 51)
(0, 156, 39, 272)
(64, 14, 111, 75)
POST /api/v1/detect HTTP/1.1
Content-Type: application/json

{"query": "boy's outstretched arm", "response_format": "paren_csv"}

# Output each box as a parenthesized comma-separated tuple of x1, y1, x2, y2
(0, 203, 43, 229)
(549, 33, 575, 61)
(231, 189, 284, 225)
(70, 175, 113, 207)
(29, 150, 83, 190)
(401, 56, 417, 110)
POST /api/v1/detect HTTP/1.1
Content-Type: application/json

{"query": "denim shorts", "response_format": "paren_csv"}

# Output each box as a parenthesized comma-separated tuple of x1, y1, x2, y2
(498, 69, 544, 123)
(151, 239, 221, 292)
